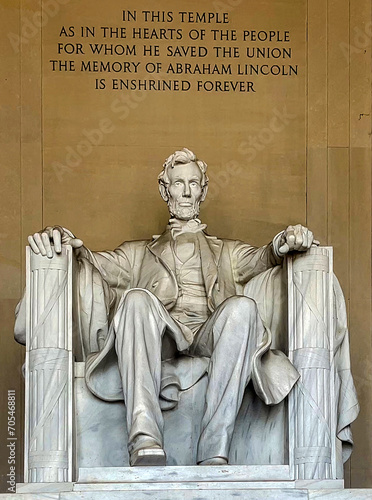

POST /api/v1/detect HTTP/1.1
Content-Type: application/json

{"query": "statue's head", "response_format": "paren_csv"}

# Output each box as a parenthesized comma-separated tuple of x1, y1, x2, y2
(158, 148, 209, 220)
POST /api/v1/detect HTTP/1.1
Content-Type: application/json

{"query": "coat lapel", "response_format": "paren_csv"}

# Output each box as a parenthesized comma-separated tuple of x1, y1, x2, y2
(147, 229, 176, 277)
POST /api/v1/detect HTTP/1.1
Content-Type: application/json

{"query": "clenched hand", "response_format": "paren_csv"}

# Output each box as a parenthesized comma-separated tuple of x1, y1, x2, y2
(278, 224, 319, 255)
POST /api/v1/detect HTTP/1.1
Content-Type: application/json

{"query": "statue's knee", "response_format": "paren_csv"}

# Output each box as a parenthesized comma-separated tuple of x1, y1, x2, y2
(123, 289, 153, 308)
(217, 297, 259, 347)
(115, 289, 162, 339)
(222, 295, 257, 316)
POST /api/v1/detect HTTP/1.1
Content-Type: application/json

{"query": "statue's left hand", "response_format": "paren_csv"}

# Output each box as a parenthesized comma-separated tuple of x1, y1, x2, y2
(278, 224, 319, 255)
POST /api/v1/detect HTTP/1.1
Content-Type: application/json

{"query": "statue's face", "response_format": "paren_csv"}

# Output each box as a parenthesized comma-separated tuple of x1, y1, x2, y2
(166, 162, 204, 220)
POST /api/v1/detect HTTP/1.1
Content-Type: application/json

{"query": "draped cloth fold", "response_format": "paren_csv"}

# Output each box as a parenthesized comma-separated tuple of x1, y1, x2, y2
(78, 257, 358, 464)
(81, 255, 298, 409)
(243, 266, 359, 464)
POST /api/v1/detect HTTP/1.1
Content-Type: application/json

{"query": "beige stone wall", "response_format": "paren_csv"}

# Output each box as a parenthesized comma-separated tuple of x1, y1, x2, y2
(0, 0, 371, 490)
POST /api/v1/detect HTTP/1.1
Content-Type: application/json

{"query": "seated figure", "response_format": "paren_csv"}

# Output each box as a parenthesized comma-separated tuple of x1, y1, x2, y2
(19, 148, 358, 470)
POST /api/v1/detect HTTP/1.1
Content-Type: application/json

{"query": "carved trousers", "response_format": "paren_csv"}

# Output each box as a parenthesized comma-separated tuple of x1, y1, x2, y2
(113, 288, 265, 462)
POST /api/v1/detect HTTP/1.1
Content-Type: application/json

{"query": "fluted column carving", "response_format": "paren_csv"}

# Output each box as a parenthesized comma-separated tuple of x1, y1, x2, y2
(287, 246, 336, 480)
(25, 246, 74, 482)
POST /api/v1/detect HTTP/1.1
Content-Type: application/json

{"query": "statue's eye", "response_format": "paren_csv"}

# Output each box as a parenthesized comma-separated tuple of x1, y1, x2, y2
(190, 182, 198, 187)
(174, 181, 182, 187)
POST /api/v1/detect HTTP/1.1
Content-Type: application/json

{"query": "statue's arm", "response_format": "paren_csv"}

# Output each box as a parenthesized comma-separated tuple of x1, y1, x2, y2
(232, 224, 317, 285)
(27, 225, 132, 288)
(232, 238, 284, 285)
(75, 244, 132, 290)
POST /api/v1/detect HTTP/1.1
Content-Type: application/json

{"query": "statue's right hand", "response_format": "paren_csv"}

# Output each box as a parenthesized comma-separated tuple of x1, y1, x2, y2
(28, 226, 83, 258)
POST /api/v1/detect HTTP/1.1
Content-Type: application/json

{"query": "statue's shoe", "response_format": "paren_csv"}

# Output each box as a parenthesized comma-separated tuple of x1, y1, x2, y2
(198, 457, 228, 466)
(130, 447, 166, 466)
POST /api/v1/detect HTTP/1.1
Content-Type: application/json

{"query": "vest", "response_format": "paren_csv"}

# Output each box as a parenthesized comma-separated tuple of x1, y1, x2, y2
(169, 235, 209, 333)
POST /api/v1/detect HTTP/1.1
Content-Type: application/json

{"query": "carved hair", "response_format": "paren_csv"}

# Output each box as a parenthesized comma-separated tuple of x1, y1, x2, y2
(158, 148, 209, 195)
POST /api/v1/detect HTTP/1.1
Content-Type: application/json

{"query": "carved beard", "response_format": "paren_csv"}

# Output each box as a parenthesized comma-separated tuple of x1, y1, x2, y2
(167, 198, 201, 221)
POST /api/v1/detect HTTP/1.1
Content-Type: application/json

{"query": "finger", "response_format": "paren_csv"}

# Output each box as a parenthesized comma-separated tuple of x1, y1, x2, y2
(53, 229, 62, 253)
(53, 225, 64, 234)
(285, 225, 296, 251)
(307, 230, 314, 248)
(28, 236, 40, 254)
(53, 225, 66, 242)
(299, 229, 308, 250)
(301, 229, 309, 250)
(299, 229, 314, 251)
(293, 225, 304, 251)
(278, 242, 290, 255)
(41, 232, 53, 258)
(43, 226, 54, 238)
(313, 239, 320, 246)
(70, 238, 84, 249)
(33, 233, 46, 256)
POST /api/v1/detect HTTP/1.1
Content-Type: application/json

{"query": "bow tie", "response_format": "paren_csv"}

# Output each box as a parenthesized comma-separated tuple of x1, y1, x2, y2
(168, 218, 207, 238)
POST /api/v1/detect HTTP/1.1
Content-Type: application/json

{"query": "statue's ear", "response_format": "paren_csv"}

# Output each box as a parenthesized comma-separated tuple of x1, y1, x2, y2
(200, 184, 208, 202)
(159, 182, 169, 202)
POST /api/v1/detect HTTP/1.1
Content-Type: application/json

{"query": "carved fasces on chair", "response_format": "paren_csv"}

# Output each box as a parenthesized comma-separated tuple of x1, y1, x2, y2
(25, 246, 74, 482)
(287, 246, 336, 480)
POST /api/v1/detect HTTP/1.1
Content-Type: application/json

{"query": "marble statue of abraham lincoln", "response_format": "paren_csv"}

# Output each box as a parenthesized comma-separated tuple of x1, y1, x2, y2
(25, 148, 318, 466)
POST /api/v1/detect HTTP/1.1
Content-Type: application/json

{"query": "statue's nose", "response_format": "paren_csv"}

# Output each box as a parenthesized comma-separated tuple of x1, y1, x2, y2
(183, 185, 191, 197)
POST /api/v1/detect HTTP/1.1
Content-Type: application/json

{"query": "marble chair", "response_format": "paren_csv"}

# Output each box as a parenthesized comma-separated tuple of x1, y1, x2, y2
(18, 244, 358, 489)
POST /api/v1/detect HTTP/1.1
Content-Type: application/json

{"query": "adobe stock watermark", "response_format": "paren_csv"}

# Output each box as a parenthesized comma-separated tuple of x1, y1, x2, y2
(6, 389, 17, 493)
(340, 21, 372, 61)
(202, 160, 243, 209)
(202, 105, 297, 207)
(51, 63, 179, 182)
(238, 105, 297, 161)
(8, 0, 71, 54)
(52, 90, 147, 182)
(212, 0, 243, 15)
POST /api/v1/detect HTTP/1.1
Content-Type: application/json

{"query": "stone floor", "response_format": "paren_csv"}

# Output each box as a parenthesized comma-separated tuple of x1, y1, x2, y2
(6, 466, 372, 500)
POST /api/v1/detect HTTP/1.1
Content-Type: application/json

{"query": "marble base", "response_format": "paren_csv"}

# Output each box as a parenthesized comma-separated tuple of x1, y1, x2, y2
(12, 470, 371, 500)
(15, 467, 346, 493)
(8, 487, 372, 500)
(78, 465, 292, 482)
(16, 482, 74, 493)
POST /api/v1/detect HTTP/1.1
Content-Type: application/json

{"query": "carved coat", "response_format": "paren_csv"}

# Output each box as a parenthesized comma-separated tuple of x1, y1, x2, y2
(14, 228, 359, 463)
(79, 229, 299, 407)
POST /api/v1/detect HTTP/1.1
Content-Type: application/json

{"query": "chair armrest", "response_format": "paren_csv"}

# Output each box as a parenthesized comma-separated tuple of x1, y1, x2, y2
(24, 245, 75, 482)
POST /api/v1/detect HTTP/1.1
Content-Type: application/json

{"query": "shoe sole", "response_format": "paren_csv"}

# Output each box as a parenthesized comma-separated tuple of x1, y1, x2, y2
(130, 448, 166, 466)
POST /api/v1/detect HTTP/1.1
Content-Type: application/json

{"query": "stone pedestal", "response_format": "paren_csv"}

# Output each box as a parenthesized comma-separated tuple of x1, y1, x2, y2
(12, 467, 372, 500)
